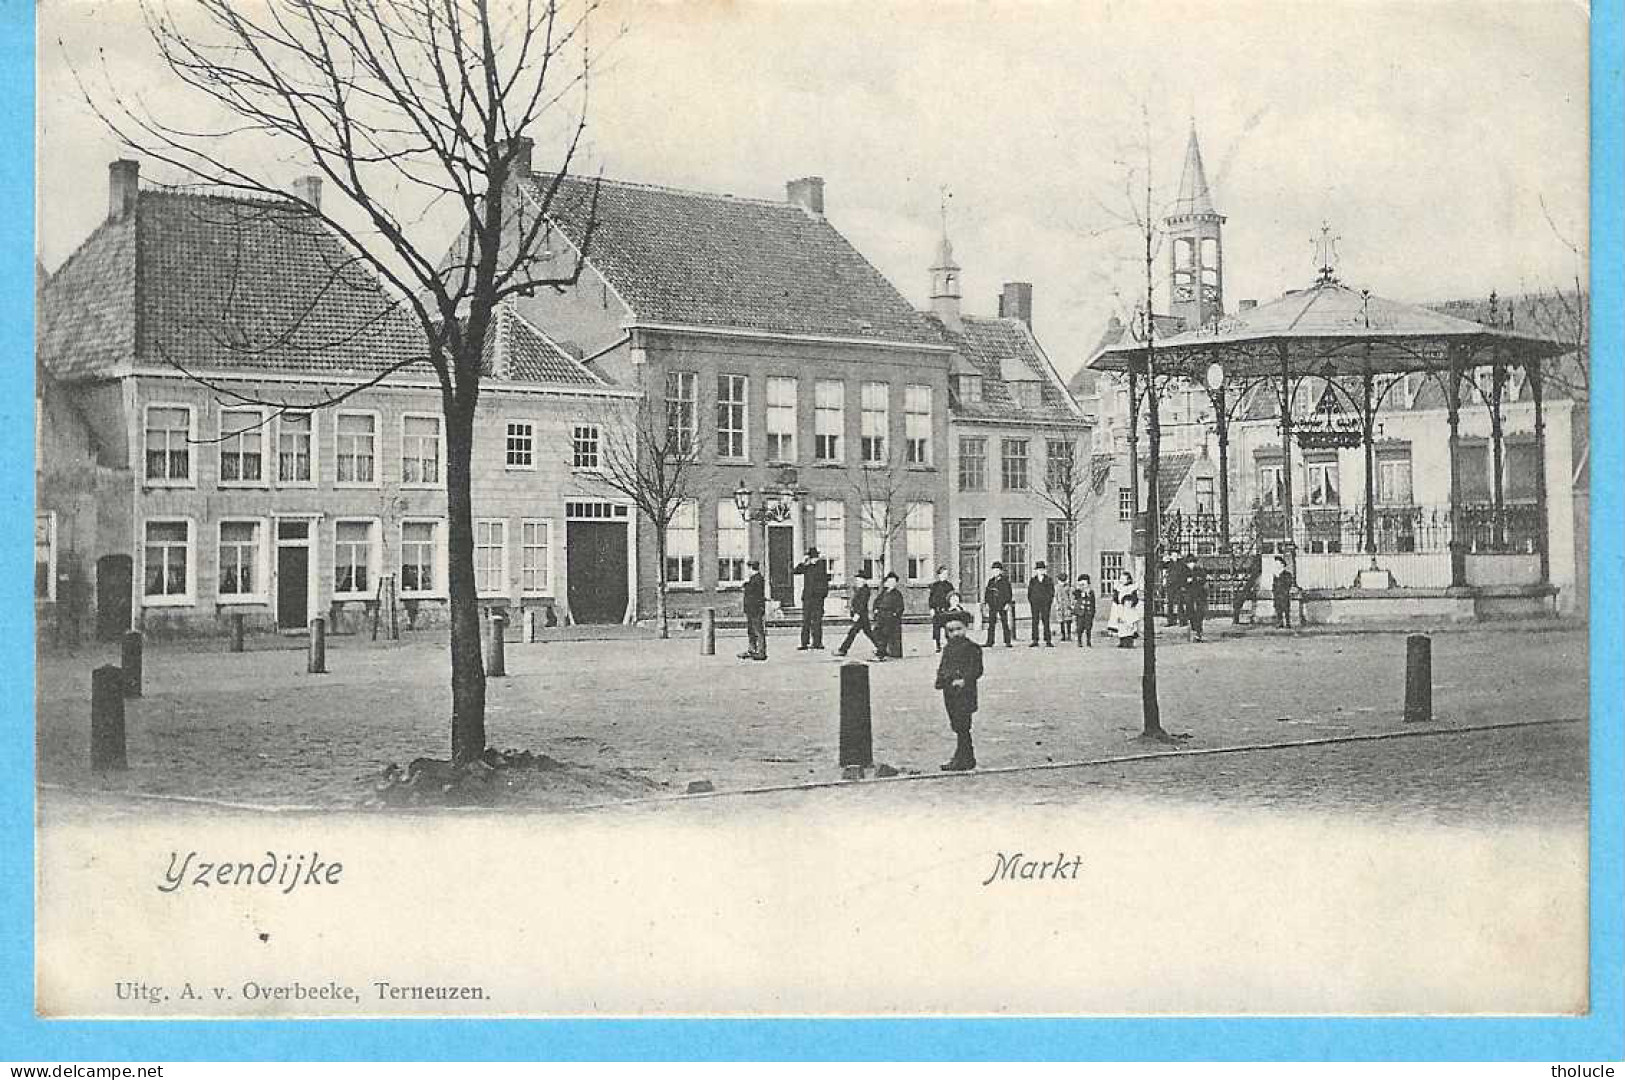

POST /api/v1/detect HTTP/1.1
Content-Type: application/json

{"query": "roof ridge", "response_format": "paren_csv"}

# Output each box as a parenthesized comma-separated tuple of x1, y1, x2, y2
(534, 171, 795, 211)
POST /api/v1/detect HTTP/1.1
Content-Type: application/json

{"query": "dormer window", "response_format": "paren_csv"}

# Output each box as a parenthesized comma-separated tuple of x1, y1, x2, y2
(954, 373, 983, 403)
(1009, 382, 1041, 410)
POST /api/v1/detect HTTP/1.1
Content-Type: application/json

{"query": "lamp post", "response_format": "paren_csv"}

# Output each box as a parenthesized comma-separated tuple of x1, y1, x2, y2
(733, 480, 806, 588)
(1203, 359, 1231, 553)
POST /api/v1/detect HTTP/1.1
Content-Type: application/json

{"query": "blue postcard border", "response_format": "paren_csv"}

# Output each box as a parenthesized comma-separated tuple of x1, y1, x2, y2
(2, 0, 1620, 1061)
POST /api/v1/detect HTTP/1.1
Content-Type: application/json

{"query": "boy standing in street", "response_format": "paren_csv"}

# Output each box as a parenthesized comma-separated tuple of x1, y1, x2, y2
(1073, 573, 1097, 647)
(935, 611, 984, 771)
(872, 571, 906, 660)
(927, 566, 955, 652)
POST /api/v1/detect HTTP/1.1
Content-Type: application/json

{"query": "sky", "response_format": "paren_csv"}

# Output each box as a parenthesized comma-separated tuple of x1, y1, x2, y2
(36, 0, 1590, 382)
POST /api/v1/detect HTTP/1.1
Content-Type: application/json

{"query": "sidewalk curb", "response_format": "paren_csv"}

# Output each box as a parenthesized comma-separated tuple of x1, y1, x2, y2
(37, 715, 1585, 818)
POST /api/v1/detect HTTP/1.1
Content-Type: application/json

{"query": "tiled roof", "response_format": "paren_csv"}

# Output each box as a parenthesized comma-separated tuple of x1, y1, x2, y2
(1150, 451, 1198, 514)
(523, 173, 944, 347)
(925, 312, 1084, 425)
(481, 305, 604, 387)
(40, 190, 429, 382)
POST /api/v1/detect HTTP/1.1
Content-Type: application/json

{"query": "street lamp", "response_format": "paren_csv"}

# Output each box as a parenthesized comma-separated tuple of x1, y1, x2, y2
(1203, 359, 1232, 553)
(732, 480, 806, 590)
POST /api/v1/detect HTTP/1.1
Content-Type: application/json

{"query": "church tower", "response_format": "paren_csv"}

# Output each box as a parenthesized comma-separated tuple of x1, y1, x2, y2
(1165, 126, 1226, 330)
(929, 200, 962, 325)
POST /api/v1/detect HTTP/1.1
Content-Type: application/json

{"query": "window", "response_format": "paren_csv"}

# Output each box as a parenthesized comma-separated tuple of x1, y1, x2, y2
(666, 371, 697, 455)
(218, 408, 265, 484)
(277, 412, 314, 484)
(1257, 463, 1283, 508)
(400, 520, 441, 595)
(1009, 381, 1041, 411)
(1046, 519, 1070, 578)
(335, 412, 377, 485)
(1455, 444, 1491, 503)
(958, 519, 984, 597)
(473, 519, 508, 595)
(717, 375, 747, 459)
(958, 436, 987, 491)
(860, 382, 888, 464)
(815, 500, 845, 582)
(666, 500, 698, 586)
(1506, 441, 1540, 502)
(905, 385, 932, 465)
(1378, 453, 1413, 506)
(814, 380, 843, 462)
(906, 503, 934, 582)
(572, 424, 600, 470)
(1194, 476, 1216, 515)
(1100, 551, 1125, 595)
(143, 519, 192, 603)
(1306, 457, 1340, 506)
(1001, 438, 1029, 491)
(1000, 519, 1030, 582)
(505, 421, 535, 469)
(401, 415, 442, 485)
(144, 405, 193, 484)
(521, 520, 552, 594)
(860, 501, 888, 579)
(34, 512, 56, 601)
(765, 376, 797, 462)
(334, 520, 378, 597)
(1045, 438, 1073, 491)
(954, 373, 983, 403)
(217, 520, 264, 600)
(716, 501, 748, 585)
(1118, 486, 1134, 521)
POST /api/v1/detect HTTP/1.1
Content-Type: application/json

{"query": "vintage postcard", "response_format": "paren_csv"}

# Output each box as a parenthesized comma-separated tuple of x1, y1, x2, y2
(30, 0, 1597, 1025)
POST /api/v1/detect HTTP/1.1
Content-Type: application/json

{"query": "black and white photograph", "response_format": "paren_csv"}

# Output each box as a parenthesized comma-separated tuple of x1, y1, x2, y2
(32, 0, 1591, 1018)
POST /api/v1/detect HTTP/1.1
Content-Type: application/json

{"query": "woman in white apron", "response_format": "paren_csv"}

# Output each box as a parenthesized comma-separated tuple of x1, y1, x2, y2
(1108, 570, 1143, 647)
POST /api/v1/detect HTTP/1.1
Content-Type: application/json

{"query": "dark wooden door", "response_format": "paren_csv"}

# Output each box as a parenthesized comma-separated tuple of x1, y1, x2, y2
(277, 546, 309, 629)
(767, 525, 794, 607)
(95, 554, 132, 641)
(567, 521, 628, 624)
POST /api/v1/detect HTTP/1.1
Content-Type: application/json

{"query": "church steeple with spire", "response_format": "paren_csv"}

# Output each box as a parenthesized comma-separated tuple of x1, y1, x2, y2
(929, 188, 962, 325)
(1165, 126, 1226, 330)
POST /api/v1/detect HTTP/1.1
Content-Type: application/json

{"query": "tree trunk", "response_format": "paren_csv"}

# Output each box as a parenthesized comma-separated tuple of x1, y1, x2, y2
(445, 395, 487, 765)
(654, 526, 670, 640)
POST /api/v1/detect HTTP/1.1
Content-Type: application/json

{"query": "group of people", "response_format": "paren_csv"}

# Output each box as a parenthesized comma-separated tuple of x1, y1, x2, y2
(974, 561, 1099, 649)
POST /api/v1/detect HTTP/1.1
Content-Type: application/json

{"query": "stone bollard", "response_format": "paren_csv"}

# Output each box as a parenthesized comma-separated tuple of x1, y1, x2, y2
(91, 665, 127, 771)
(1403, 633, 1432, 723)
(120, 631, 143, 698)
(524, 608, 540, 644)
(229, 613, 246, 653)
(839, 662, 873, 769)
(701, 607, 716, 656)
(307, 617, 327, 674)
(488, 611, 507, 678)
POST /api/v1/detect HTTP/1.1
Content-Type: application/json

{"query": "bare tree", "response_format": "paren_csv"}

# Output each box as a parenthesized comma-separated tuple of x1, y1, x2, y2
(570, 382, 702, 639)
(850, 452, 913, 580)
(1035, 432, 1112, 581)
(71, 0, 609, 764)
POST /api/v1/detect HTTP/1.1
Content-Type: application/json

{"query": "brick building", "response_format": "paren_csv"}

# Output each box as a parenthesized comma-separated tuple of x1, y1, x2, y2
(487, 150, 955, 617)
(36, 161, 638, 640)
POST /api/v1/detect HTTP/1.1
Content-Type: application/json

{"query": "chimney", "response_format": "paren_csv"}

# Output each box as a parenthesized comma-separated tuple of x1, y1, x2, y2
(108, 159, 139, 222)
(291, 175, 323, 211)
(500, 137, 534, 179)
(786, 176, 825, 216)
(998, 281, 1034, 328)
(1238, 299, 1257, 311)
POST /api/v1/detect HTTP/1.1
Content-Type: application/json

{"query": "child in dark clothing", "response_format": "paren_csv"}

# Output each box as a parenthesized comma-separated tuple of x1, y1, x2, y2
(934, 610, 984, 771)
(1072, 574, 1097, 646)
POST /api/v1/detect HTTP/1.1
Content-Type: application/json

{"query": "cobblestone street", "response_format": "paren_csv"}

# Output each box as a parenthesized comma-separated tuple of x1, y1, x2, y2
(36, 623, 1589, 809)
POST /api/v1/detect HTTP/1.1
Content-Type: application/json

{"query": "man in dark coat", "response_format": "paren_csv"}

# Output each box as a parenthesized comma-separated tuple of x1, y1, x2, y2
(871, 571, 906, 661)
(1164, 553, 1188, 626)
(1271, 555, 1295, 629)
(1027, 560, 1056, 647)
(982, 562, 1015, 648)
(792, 547, 830, 650)
(834, 570, 878, 657)
(1183, 553, 1209, 642)
(738, 560, 768, 660)
(927, 566, 955, 652)
(935, 610, 984, 771)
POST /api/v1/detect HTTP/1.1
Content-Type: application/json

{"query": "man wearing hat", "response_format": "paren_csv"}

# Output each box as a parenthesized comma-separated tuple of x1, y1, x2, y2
(934, 608, 984, 771)
(871, 571, 906, 661)
(834, 569, 878, 657)
(738, 560, 768, 661)
(792, 547, 830, 650)
(1027, 560, 1056, 647)
(982, 561, 1014, 648)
